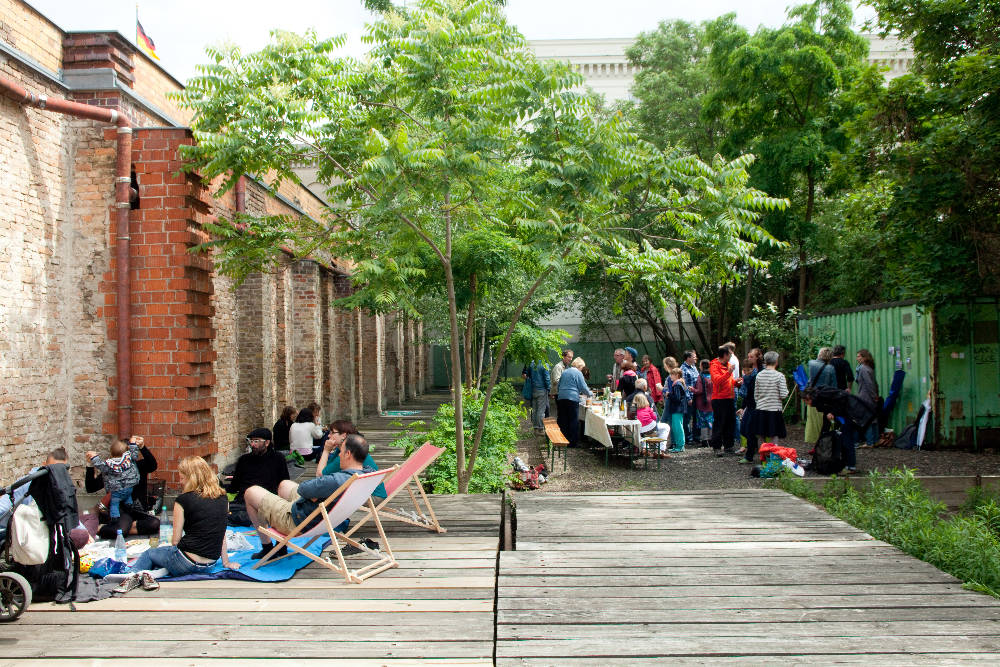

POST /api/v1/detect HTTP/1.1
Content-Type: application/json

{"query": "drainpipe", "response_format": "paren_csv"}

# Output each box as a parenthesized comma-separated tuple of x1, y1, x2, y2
(235, 174, 246, 214)
(0, 77, 135, 438)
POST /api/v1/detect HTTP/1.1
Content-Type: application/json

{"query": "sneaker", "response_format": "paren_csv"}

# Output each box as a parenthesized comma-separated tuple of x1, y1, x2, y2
(843, 467, 858, 474)
(251, 544, 287, 561)
(738, 458, 752, 464)
(140, 572, 159, 591)
(113, 573, 142, 595)
(715, 449, 724, 457)
(361, 538, 380, 551)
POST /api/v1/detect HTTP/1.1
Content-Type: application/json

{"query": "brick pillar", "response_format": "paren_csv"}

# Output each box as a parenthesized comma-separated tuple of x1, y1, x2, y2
(275, 263, 293, 409)
(418, 321, 428, 392)
(382, 312, 399, 407)
(320, 271, 334, 418)
(406, 317, 418, 399)
(330, 273, 356, 421)
(291, 261, 322, 409)
(127, 128, 217, 487)
(360, 312, 384, 415)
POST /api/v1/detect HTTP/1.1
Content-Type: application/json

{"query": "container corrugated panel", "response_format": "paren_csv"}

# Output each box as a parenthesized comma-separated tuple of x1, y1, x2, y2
(799, 302, 932, 439)
(935, 299, 1000, 450)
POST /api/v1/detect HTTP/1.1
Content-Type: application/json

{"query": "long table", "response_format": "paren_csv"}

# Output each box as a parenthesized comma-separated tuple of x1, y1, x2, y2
(579, 403, 642, 449)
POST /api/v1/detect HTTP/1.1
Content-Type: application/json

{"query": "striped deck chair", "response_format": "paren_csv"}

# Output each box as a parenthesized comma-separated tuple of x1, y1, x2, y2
(250, 467, 398, 583)
(344, 442, 447, 537)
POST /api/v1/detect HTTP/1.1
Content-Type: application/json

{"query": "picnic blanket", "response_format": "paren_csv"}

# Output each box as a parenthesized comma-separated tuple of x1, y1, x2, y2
(165, 534, 330, 582)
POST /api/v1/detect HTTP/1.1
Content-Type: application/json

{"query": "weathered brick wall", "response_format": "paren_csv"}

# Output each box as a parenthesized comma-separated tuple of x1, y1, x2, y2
(0, 59, 116, 482)
(1, 0, 435, 485)
(0, 0, 63, 73)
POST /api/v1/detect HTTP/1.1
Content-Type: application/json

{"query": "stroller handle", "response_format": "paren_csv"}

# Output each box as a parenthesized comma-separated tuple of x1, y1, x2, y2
(2, 467, 50, 497)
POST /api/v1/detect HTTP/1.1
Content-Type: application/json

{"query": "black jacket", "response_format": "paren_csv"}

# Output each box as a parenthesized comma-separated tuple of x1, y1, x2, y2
(809, 387, 877, 431)
(230, 447, 290, 503)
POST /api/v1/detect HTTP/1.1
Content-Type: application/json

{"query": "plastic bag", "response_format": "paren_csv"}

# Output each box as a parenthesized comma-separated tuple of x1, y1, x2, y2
(89, 557, 130, 578)
(225, 529, 255, 552)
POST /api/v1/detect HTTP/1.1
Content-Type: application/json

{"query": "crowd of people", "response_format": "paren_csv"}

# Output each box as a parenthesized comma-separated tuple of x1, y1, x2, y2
(0, 399, 385, 594)
(532, 341, 881, 471)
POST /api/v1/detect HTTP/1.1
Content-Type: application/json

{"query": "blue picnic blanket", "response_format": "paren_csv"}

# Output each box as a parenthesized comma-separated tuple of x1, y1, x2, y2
(165, 534, 330, 582)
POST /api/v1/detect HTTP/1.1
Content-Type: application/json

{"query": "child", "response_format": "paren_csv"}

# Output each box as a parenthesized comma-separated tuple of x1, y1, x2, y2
(667, 368, 688, 453)
(692, 359, 714, 447)
(634, 394, 670, 454)
(87, 436, 142, 520)
(751, 351, 789, 442)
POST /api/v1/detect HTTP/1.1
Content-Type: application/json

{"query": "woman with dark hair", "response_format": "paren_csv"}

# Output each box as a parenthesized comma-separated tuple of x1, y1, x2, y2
(316, 419, 387, 499)
(271, 406, 297, 451)
(289, 408, 324, 460)
(737, 348, 764, 462)
(855, 349, 880, 447)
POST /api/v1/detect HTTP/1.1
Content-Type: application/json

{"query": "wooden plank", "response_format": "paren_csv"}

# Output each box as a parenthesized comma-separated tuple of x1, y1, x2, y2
(9, 661, 491, 667)
(0, 641, 493, 659)
(30, 598, 494, 613)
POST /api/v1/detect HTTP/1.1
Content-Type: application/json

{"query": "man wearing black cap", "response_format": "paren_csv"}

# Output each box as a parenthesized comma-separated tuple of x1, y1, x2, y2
(230, 428, 290, 505)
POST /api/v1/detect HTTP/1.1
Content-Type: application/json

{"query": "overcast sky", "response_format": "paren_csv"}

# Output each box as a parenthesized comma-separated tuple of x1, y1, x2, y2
(28, 0, 876, 83)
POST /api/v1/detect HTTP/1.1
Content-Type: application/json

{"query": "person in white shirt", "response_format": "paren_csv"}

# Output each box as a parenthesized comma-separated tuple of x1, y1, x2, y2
(289, 408, 324, 460)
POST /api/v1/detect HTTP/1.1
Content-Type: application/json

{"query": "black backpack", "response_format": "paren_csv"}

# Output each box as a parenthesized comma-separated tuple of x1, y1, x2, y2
(810, 430, 845, 475)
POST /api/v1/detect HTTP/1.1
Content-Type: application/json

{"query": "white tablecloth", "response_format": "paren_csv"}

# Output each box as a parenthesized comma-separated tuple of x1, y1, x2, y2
(579, 405, 642, 449)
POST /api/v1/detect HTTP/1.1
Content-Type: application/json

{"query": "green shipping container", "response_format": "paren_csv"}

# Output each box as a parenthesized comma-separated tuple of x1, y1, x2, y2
(800, 298, 1000, 449)
(799, 301, 933, 440)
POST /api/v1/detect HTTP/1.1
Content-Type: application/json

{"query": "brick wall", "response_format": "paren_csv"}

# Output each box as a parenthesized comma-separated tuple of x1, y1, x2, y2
(0, 0, 434, 485)
(0, 59, 116, 482)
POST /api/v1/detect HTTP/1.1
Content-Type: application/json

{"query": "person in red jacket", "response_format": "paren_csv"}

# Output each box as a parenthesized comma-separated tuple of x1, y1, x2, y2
(709, 345, 743, 457)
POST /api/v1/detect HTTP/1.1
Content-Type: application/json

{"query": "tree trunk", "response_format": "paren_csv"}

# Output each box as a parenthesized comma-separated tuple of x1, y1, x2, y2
(476, 322, 487, 387)
(799, 164, 816, 312)
(463, 273, 478, 389)
(675, 301, 685, 353)
(719, 283, 729, 344)
(741, 264, 755, 356)
(441, 190, 468, 494)
(690, 304, 711, 353)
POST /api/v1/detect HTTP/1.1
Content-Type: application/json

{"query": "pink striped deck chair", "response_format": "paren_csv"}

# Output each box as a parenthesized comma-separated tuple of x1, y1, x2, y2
(345, 442, 446, 537)
(250, 467, 398, 583)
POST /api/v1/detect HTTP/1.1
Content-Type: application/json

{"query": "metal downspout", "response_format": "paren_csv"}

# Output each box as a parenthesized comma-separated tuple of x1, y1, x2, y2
(0, 76, 135, 437)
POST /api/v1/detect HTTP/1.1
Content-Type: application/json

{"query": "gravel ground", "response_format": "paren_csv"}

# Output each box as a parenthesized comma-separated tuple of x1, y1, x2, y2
(517, 423, 1000, 493)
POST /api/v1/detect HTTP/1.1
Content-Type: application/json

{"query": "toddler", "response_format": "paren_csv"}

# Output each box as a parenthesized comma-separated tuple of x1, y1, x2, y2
(87, 436, 142, 520)
(692, 359, 714, 446)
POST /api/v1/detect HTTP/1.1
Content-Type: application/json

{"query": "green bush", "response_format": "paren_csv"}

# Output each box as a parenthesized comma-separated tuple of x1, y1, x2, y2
(389, 391, 523, 494)
(774, 468, 1000, 598)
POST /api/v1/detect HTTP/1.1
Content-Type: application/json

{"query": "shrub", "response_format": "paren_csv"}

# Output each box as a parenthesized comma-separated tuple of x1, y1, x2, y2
(390, 391, 523, 494)
(775, 468, 1000, 598)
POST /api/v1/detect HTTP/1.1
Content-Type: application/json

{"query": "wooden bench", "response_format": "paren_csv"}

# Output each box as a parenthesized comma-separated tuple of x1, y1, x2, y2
(543, 417, 569, 472)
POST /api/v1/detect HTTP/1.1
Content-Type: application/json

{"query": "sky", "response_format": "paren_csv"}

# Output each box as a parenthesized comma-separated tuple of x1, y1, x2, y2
(28, 0, 876, 83)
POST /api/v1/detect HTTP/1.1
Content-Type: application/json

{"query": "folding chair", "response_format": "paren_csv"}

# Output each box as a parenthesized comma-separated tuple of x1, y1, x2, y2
(250, 468, 398, 583)
(344, 442, 446, 538)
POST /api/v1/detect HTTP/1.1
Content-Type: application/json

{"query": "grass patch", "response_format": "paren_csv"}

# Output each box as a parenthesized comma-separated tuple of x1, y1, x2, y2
(769, 468, 1000, 598)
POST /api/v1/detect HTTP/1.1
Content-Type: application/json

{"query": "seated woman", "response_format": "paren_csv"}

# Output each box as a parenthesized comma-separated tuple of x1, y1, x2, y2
(316, 420, 387, 499)
(84, 437, 160, 540)
(117, 456, 238, 592)
(634, 393, 670, 454)
(289, 408, 324, 461)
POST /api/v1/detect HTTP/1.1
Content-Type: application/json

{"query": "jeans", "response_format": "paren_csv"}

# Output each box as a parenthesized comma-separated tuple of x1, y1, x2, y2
(710, 399, 736, 452)
(862, 422, 879, 446)
(130, 545, 217, 577)
(531, 389, 549, 429)
(841, 423, 857, 468)
(685, 404, 697, 441)
(109, 487, 133, 520)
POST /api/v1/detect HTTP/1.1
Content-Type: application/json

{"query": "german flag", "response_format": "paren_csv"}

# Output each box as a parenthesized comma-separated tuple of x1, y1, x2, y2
(136, 18, 159, 61)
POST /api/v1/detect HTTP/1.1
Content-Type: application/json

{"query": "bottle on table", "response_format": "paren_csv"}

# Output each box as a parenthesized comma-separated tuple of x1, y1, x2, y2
(114, 529, 127, 563)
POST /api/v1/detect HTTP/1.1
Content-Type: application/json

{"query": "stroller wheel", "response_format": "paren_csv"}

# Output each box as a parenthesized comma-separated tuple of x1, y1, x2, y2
(0, 572, 32, 622)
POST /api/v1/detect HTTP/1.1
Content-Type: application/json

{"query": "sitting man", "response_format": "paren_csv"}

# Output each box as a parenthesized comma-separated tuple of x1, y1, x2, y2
(230, 428, 290, 505)
(244, 433, 373, 560)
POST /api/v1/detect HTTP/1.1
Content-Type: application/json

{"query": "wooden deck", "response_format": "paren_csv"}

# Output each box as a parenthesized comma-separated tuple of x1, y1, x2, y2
(497, 490, 1000, 664)
(1, 392, 499, 665)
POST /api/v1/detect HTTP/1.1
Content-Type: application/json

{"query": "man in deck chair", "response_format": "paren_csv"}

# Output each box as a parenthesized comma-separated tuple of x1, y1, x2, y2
(244, 434, 373, 561)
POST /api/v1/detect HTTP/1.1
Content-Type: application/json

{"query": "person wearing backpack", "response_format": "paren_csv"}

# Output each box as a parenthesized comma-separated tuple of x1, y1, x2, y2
(802, 385, 878, 474)
(804, 348, 837, 445)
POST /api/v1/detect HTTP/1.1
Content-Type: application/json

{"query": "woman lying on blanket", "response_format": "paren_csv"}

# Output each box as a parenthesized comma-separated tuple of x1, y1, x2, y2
(115, 457, 239, 593)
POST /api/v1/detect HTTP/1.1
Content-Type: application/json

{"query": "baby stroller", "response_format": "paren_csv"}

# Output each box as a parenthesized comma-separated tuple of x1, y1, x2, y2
(1, 464, 80, 621)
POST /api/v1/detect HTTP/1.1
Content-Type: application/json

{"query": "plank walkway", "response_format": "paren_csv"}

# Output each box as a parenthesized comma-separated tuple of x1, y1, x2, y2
(496, 490, 1000, 664)
(0, 391, 499, 665)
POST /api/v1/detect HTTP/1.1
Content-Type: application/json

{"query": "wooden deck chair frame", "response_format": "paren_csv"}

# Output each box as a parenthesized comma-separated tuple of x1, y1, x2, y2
(250, 467, 398, 584)
(345, 442, 446, 538)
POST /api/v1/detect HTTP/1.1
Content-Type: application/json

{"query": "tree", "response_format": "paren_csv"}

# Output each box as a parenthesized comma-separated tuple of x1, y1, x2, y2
(845, 0, 1000, 303)
(178, 0, 778, 493)
(705, 0, 869, 310)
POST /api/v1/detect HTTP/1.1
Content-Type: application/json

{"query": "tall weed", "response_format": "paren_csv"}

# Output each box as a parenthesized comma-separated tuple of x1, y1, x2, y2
(776, 468, 1000, 598)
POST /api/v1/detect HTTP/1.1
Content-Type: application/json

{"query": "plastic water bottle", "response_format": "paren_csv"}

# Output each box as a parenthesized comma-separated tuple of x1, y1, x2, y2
(158, 503, 172, 546)
(114, 529, 127, 563)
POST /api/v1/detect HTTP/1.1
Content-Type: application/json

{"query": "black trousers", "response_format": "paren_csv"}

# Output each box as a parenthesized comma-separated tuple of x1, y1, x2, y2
(557, 399, 581, 446)
(710, 398, 736, 452)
